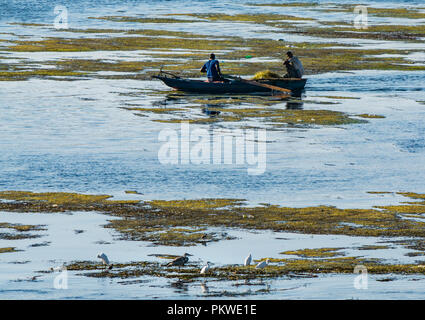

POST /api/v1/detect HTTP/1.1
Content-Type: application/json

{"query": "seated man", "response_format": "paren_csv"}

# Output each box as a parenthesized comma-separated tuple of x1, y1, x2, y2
(283, 51, 304, 78)
(201, 53, 222, 82)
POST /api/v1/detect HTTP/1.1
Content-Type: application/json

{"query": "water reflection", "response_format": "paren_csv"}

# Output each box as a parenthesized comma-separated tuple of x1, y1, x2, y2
(200, 281, 209, 294)
(152, 94, 185, 107)
(170, 279, 189, 293)
(286, 99, 304, 110)
(202, 104, 222, 116)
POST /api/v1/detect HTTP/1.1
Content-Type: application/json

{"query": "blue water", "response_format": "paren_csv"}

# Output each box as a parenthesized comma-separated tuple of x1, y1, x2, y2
(2, 0, 425, 23)
(1, 70, 424, 208)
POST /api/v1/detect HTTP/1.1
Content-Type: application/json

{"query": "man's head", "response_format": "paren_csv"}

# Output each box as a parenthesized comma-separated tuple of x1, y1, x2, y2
(286, 51, 293, 58)
(210, 53, 216, 60)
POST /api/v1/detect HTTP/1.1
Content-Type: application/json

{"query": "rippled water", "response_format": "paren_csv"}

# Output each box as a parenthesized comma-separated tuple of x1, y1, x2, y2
(1, 0, 425, 299)
(1, 72, 424, 208)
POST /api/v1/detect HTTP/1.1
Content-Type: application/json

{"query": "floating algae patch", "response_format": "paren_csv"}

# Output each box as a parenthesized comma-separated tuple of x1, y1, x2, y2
(152, 229, 233, 247)
(0, 232, 41, 240)
(331, 25, 425, 36)
(0, 69, 87, 81)
(110, 193, 425, 240)
(0, 191, 112, 204)
(248, 2, 319, 7)
(54, 255, 425, 282)
(4, 30, 425, 80)
(153, 117, 235, 124)
(281, 247, 345, 258)
(312, 96, 361, 100)
(0, 247, 19, 254)
(188, 95, 286, 107)
(137, 106, 367, 127)
(4, 191, 425, 242)
(6, 35, 237, 53)
(8, 22, 50, 27)
(367, 191, 394, 194)
(274, 257, 425, 275)
(289, 25, 424, 42)
(296, 48, 425, 74)
(0, 222, 46, 240)
(375, 205, 425, 214)
(342, 6, 425, 19)
(356, 245, 391, 251)
(90, 16, 201, 24)
(180, 13, 315, 22)
(0, 222, 46, 232)
(269, 109, 367, 126)
(373, 192, 425, 215)
(397, 192, 425, 201)
(121, 106, 187, 115)
(0, 191, 140, 212)
(124, 190, 143, 195)
(106, 219, 229, 246)
(148, 199, 244, 210)
(29, 241, 51, 248)
(106, 198, 244, 246)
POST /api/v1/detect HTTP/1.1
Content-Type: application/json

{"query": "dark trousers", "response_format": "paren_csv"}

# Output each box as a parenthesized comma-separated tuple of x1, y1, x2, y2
(208, 76, 222, 82)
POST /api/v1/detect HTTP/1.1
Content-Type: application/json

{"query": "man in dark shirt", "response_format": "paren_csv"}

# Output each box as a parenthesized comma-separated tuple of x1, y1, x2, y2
(201, 53, 222, 82)
(283, 51, 304, 78)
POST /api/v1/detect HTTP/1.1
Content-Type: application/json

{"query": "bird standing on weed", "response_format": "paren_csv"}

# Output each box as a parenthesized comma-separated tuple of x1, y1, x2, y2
(200, 261, 212, 274)
(166, 253, 192, 267)
(255, 259, 270, 269)
(97, 252, 113, 270)
(244, 253, 252, 266)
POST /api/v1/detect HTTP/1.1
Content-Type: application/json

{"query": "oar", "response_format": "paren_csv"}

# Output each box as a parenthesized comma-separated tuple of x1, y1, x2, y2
(158, 66, 181, 78)
(224, 75, 291, 95)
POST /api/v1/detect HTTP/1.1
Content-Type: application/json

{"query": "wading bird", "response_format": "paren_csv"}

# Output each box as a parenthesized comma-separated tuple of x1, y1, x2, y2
(244, 253, 252, 266)
(97, 252, 113, 270)
(200, 261, 211, 274)
(166, 253, 192, 267)
(255, 259, 270, 269)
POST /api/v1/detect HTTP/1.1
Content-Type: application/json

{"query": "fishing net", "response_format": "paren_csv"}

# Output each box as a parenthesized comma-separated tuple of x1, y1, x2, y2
(251, 70, 281, 80)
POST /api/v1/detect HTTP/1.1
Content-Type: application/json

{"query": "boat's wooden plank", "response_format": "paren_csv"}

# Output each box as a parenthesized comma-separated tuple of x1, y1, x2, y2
(225, 75, 291, 94)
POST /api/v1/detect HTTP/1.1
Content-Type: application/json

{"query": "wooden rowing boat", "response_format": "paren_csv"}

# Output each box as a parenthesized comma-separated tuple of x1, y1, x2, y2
(152, 74, 307, 94)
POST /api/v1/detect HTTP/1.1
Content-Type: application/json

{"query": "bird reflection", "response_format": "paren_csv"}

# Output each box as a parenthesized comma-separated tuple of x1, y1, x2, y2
(200, 282, 209, 294)
(170, 279, 189, 292)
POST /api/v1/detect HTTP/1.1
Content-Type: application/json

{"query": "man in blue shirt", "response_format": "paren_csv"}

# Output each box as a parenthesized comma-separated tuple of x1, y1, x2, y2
(201, 53, 222, 82)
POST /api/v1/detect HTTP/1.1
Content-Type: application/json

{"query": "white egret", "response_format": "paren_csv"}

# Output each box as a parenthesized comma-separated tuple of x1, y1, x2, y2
(244, 253, 252, 266)
(200, 261, 211, 274)
(97, 252, 113, 269)
(255, 259, 270, 269)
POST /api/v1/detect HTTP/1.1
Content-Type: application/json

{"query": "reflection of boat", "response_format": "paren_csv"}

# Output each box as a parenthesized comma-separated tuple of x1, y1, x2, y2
(152, 74, 307, 94)
(286, 100, 304, 110)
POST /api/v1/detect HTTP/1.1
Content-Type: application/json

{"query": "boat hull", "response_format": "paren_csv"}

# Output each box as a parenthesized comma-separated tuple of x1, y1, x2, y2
(153, 76, 307, 94)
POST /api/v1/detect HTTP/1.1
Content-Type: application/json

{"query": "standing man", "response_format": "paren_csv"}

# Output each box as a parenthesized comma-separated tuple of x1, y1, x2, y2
(201, 53, 222, 82)
(283, 51, 304, 78)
